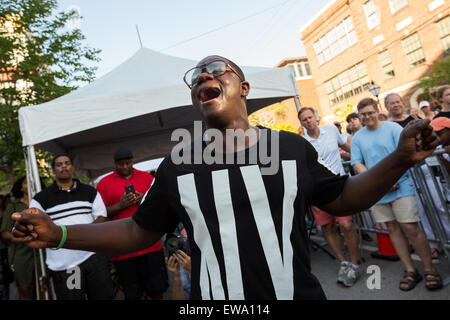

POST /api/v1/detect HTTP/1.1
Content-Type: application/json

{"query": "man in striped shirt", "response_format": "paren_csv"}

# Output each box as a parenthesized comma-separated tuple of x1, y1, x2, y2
(11, 56, 440, 300)
(30, 154, 113, 300)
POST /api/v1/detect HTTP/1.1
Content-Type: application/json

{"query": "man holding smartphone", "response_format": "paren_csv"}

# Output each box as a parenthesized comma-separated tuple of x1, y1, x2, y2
(96, 147, 168, 300)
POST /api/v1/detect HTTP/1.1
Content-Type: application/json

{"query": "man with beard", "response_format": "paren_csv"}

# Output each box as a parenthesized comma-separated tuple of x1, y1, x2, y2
(27, 154, 114, 299)
(96, 147, 168, 300)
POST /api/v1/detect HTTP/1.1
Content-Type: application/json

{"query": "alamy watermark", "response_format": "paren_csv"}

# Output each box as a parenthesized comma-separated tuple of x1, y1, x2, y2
(170, 121, 280, 175)
(66, 266, 81, 290)
(366, 265, 381, 290)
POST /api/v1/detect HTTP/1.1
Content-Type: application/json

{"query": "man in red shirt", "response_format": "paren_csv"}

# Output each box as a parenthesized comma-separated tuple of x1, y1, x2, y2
(96, 147, 168, 300)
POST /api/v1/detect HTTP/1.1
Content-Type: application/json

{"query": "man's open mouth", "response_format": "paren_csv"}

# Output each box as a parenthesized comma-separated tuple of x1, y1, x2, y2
(199, 87, 221, 103)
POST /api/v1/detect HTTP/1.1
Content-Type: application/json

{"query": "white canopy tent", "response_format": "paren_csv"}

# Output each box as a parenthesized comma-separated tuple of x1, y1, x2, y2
(19, 47, 299, 179)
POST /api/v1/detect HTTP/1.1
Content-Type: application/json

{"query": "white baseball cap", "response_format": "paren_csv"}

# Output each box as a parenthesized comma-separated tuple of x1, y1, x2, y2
(419, 101, 430, 109)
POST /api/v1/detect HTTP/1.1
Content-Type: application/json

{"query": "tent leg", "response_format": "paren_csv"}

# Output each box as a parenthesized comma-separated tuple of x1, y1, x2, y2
(294, 95, 301, 113)
(24, 146, 51, 300)
(290, 72, 301, 113)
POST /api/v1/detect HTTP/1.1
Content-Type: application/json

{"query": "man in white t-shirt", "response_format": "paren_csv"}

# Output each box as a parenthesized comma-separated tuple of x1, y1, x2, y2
(299, 107, 360, 287)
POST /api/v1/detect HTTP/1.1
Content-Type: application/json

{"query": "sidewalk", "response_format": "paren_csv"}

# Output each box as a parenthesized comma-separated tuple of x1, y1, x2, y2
(309, 234, 450, 300)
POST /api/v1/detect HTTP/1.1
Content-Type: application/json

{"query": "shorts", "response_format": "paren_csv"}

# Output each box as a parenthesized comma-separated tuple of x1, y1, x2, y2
(311, 206, 352, 226)
(370, 196, 419, 223)
(113, 250, 168, 300)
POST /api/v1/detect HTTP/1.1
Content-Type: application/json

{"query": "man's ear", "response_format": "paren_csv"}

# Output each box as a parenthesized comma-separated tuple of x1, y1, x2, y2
(240, 81, 250, 98)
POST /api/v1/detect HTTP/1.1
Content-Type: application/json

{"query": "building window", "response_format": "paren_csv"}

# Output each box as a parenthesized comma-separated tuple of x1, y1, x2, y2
(313, 16, 357, 65)
(389, 0, 408, 14)
(436, 15, 450, 54)
(378, 50, 395, 79)
(304, 63, 311, 76)
(297, 64, 304, 77)
(401, 32, 425, 68)
(325, 62, 370, 105)
(363, 0, 380, 30)
(289, 65, 296, 78)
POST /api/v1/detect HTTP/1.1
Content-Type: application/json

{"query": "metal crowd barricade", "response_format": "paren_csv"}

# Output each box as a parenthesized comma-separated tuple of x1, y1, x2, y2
(342, 160, 383, 236)
(408, 150, 450, 274)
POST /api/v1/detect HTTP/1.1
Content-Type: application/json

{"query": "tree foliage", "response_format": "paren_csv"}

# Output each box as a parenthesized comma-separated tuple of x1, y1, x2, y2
(0, 0, 100, 188)
(418, 54, 450, 98)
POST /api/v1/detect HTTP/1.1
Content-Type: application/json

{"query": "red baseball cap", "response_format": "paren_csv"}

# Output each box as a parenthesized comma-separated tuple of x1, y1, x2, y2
(431, 117, 450, 131)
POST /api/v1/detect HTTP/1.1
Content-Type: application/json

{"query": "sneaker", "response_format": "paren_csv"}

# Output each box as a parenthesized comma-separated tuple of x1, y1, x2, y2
(337, 261, 350, 283)
(342, 265, 361, 287)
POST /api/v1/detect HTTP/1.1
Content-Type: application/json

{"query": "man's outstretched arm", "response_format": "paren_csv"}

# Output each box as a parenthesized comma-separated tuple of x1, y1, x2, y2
(321, 119, 440, 216)
(10, 211, 162, 256)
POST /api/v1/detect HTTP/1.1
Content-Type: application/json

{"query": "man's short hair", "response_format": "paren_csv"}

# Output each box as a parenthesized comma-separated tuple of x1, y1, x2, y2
(346, 112, 360, 123)
(114, 147, 133, 161)
(357, 98, 378, 112)
(51, 153, 72, 168)
(298, 107, 316, 118)
(383, 93, 402, 108)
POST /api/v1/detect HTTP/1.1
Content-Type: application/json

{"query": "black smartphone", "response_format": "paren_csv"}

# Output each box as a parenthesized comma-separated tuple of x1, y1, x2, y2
(124, 184, 135, 194)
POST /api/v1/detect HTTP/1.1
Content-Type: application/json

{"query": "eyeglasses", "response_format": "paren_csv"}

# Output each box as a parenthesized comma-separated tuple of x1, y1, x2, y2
(183, 60, 243, 89)
(359, 111, 377, 118)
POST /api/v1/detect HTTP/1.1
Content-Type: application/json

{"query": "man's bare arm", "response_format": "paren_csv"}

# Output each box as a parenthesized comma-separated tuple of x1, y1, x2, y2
(353, 162, 367, 174)
(339, 140, 351, 153)
(10, 211, 162, 257)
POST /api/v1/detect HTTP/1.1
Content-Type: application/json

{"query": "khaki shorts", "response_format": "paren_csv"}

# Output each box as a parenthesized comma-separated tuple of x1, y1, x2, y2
(370, 196, 420, 223)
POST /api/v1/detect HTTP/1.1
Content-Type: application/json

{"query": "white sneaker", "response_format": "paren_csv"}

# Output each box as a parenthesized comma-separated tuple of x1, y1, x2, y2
(342, 265, 361, 287)
(337, 262, 350, 283)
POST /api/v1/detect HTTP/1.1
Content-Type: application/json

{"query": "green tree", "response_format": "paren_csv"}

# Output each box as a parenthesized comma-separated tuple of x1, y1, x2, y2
(418, 55, 450, 97)
(0, 0, 100, 187)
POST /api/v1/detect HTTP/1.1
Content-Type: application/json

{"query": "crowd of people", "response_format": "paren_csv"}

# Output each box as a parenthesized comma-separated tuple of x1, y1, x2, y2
(0, 57, 448, 300)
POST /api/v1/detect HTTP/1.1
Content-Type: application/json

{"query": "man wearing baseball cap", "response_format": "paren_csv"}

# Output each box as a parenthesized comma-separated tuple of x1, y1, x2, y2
(431, 117, 450, 149)
(96, 147, 168, 300)
(419, 101, 434, 121)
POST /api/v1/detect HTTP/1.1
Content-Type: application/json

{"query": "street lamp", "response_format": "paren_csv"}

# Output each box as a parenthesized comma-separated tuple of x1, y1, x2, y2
(369, 81, 381, 109)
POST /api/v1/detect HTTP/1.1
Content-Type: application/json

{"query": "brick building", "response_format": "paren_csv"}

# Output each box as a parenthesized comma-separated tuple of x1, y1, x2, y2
(248, 57, 322, 134)
(300, 0, 450, 123)
(276, 57, 323, 115)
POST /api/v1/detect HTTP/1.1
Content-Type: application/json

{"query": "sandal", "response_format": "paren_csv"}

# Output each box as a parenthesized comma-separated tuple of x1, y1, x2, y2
(424, 269, 443, 290)
(399, 269, 422, 291)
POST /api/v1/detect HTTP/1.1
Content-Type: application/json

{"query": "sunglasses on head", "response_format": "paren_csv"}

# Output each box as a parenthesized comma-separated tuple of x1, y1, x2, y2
(183, 60, 243, 89)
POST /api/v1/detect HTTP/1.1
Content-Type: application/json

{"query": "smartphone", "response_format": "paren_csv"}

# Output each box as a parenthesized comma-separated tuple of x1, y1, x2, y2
(124, 184, 135, 194)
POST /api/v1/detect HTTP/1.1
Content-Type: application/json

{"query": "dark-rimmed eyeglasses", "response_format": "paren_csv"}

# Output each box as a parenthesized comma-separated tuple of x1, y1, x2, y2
(359, 111, 377, 118)
(183, 60, 243, 89)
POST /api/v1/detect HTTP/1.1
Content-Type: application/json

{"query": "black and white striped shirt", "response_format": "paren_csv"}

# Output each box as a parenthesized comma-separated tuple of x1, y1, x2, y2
(134, 129, 348, 300)
(30, 180, 107, 271)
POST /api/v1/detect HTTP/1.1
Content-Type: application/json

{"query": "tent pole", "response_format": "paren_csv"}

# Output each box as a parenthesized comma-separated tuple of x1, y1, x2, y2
(136, 25, 143, 48)
(294, 95, 301, 113)
(290, 73, 301, 112)
(24, 145, 51, 300)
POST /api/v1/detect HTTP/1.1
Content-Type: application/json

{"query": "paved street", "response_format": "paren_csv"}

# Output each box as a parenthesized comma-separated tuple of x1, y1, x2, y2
(310, 234, 450, 300)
